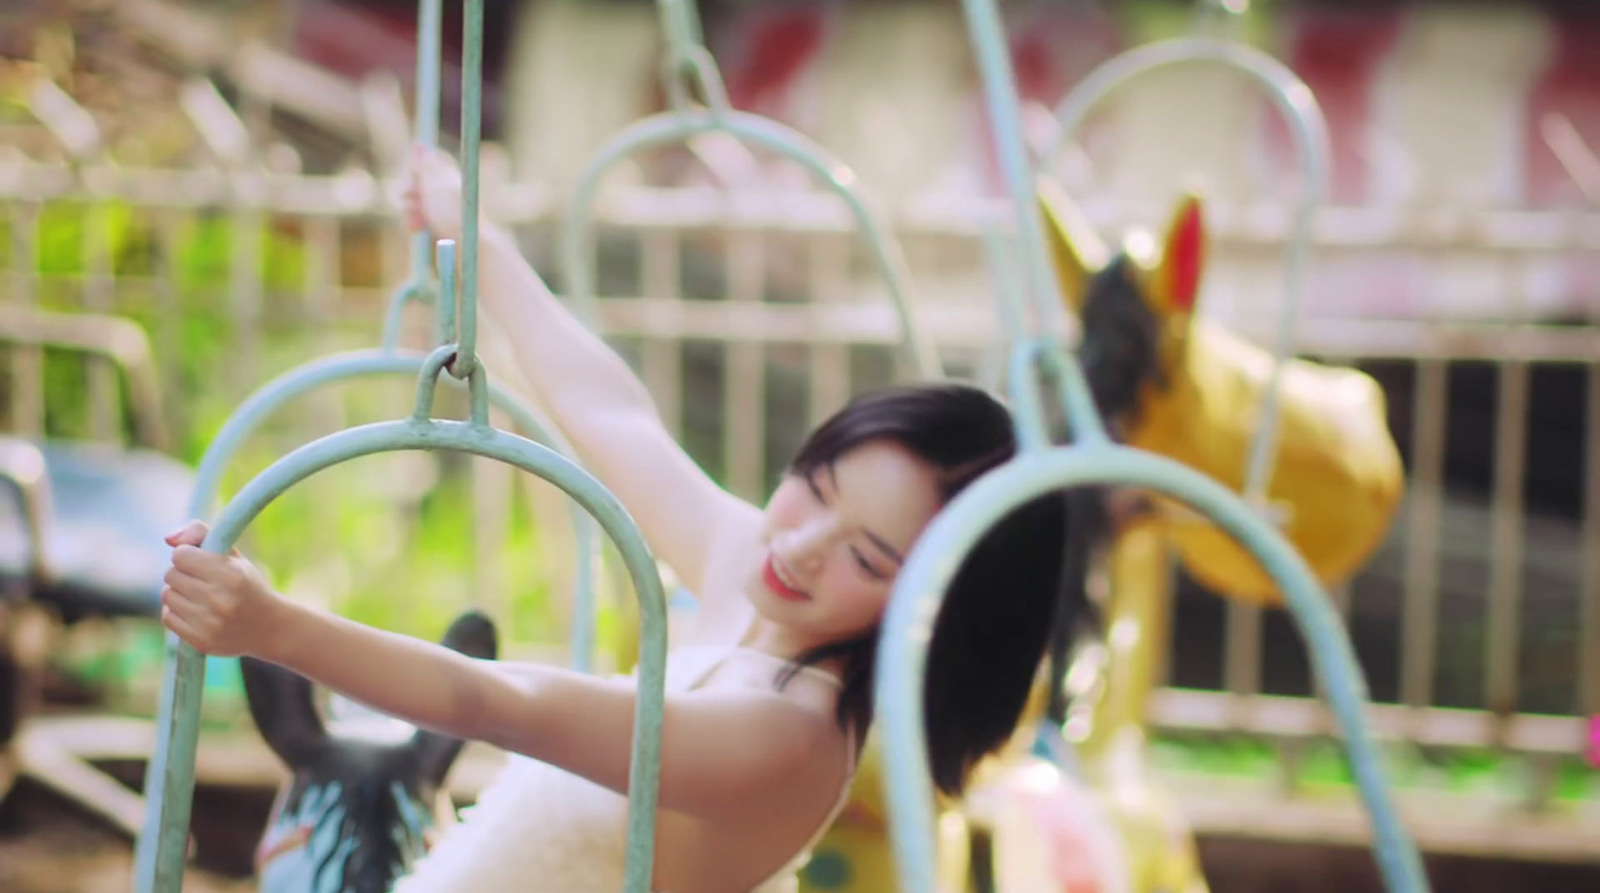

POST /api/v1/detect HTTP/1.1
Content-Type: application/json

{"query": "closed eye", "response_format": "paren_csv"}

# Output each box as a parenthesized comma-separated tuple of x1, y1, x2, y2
(805, 472, 826, 503)
(851, 546, 888, 581)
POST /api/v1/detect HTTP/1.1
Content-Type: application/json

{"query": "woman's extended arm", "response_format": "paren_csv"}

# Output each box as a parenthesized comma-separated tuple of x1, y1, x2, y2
(407, 148, 757, 598)
(160, 522, 839, 821)
(261, 598, 833, 819)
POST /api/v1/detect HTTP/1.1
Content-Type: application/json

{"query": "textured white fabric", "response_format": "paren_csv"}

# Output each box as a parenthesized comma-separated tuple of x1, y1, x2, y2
(390, 646, 852, 893)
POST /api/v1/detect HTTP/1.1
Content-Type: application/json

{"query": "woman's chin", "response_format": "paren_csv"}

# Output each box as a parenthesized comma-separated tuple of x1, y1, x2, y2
(746, 584, 799, 621)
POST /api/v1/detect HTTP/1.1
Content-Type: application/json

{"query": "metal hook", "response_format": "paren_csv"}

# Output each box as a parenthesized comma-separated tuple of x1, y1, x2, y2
(413, 344, 490, 428)
(662, 44, 734, 114)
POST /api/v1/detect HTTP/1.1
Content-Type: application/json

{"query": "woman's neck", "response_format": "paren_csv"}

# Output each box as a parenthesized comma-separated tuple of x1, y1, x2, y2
(741, 616, 817, 661)
(722, 600, 836, 664)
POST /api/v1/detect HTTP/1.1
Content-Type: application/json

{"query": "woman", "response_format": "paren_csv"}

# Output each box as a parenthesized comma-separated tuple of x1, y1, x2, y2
(159, 149, 1075, 893)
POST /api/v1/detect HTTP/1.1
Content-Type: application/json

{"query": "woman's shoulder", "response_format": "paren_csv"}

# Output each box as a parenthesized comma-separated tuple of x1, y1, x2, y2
(690, 652, 844, 737)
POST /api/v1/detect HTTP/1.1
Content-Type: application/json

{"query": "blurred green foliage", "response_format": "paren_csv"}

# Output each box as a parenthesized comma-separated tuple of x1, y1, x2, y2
(4, 198, 570, 686)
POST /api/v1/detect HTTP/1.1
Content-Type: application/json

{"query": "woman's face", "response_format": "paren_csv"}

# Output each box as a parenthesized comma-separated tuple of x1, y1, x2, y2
(748, 439, 945, 646)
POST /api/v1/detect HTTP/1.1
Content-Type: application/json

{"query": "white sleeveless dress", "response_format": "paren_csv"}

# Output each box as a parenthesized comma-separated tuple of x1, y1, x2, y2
(390, 644, 855, 893)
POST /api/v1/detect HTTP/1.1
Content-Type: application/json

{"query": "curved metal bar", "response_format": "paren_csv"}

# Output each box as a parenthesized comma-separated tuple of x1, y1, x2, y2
(979, 227, 1027, 351)
(133, 351, 604, 891)
(379, 278, 434, 354)
(378, 0, 445, 354)
(137, 420, 669, 893)
(874, 444, 1428, 893)
(653, 0, 725, 112)
(560, 109, 943, 381)
(660, 43, 733, 113)
(414, 343, 490, 426)
(179, 348, 601, 669)
(929, 3, 1422, 892)
(1046, 36, 1333, 504)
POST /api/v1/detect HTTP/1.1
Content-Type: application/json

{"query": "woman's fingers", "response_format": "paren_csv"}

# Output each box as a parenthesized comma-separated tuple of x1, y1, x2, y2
(162, 563, 215, 601)
(162, 586, 242, 656)
(161, 524, 262, 659)
(161, 601, 214, 654)
(164, 553, 247, 632)
(163, 520, 241, 558)
(164, 520, 209, 548)
(170, 543, 229, 578)
(160, 584, 204, 618)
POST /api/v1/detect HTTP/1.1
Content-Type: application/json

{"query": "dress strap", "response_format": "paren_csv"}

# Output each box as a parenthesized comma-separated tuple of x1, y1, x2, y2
(781, 660, 845, 690)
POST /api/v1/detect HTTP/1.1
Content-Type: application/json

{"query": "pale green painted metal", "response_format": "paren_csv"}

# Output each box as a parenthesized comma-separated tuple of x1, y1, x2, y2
(875, 3, 1430, 893)
(129, 349, 602, 891)
(448, 0, 482, 379)
(136, 50, 594, 893)
(135, 2, 668, 890)
(562, 0, 940, 383)
(136, 2, 445, 886)
(172, 348, 601, 661)
(187, 390, 666, 893)
(560, 109, 942, 380)
(875, 446, 1429, 893)
(657, 0, 707, 59)
(1005, 341, 1053, 453)
(1046, 37, 1332, 506)
(437, 238, 459, 347)
(655, 0, 716, 111)
(1006, 338, 1111, 452)
(979, 228, 1027, 353)
(381, 0, 444, 353)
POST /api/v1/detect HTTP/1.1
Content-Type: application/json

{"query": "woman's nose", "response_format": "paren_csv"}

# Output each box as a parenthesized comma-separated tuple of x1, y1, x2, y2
(787, 516, 837, 573)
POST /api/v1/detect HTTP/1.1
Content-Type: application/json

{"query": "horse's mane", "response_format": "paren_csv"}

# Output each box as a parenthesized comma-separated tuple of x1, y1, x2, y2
(248, 612, 494, 893)
(1077, 254, 1165, 428)
(275, 745, 433, 893)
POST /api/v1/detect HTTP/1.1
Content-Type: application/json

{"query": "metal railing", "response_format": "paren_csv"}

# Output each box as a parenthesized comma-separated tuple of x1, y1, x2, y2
(3, 154, 1596, 858)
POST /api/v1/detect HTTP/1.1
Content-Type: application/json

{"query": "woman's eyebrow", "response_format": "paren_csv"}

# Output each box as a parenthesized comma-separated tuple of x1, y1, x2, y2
(828, 462, 905, 565)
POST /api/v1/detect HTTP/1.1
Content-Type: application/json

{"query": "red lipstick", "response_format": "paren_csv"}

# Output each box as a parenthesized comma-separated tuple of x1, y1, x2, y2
(762, 555, 810, 602)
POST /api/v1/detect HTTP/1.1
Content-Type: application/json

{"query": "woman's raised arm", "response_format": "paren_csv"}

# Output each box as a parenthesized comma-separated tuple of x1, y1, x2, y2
(406, 148, 760, 598)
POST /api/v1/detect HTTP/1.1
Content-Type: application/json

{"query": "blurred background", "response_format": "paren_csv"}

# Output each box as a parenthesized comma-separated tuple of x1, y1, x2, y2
(0, 0, 1597, 891)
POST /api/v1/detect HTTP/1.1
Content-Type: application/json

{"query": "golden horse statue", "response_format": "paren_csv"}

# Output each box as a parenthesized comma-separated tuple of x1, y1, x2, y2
(1037, 178, 1405, 604)
(799, 181, 1404, 893)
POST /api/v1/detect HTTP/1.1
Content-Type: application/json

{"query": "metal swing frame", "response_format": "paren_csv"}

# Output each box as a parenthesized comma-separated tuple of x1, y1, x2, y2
(874, 4, 1429, 893)
(135, 2, 1430, 893)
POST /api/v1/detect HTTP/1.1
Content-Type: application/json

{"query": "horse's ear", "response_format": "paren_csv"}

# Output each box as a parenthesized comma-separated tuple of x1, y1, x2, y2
(1153, 192, 1205, 317)
(242, 657, 328, 769)
(1037, 175, 1109, 314)
(437, 609, 498, 661)
(408, 610, 499, 788)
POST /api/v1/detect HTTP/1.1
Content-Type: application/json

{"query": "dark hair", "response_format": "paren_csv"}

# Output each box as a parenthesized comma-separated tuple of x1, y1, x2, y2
(775, 382, 1085, 796)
